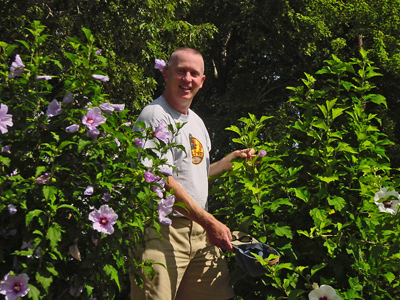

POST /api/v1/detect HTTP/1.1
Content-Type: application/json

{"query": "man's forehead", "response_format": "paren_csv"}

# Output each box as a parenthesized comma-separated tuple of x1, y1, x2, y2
(171, 52, 204, 72)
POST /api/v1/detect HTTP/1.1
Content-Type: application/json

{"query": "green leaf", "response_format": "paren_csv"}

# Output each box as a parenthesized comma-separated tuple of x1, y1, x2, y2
(43, 185, 57, 201)
(59, 141, 76, 150)
(46, 223, 63, 249)
(78, 139, 92, 152)
(27, 284, 41, 300)
(328, 196, 346, 211)
(225, 125, 241, 135)
(331, 107, 345, 120)
(56, 204, 80, 215)
(26, 209, 44, 226)
(310, 263, 326, 277)
(293, 187, 309, 203)
(36, 269, 53, 290)
(315, 174, 338, 183)
(0, 156, 10, 167)
(104, 264, 120, 290)
(16, 39, 30, 51)
(311, 119, 328, 130)
(384, 272, 395, 283)
(275, 225, 293, 239)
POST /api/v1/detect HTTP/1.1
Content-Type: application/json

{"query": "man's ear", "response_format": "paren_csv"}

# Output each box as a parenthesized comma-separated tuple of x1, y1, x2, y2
(163, 67, 169, 83)
(199, 75, 206, 89)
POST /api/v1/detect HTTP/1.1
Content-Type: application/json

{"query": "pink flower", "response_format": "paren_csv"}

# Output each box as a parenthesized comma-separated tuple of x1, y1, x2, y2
(92, 74, 109, 82)
(308, 284, 341, 300)
(152, 177, 166, 198)
(99, 103, 125, 115)
(258, 150, 267, 157)
(101, 192, 112, 202)
(144, 170, 156, 183)
(99, 103, 114, 115)
(374, 187, 400, 215)
(82, 107, 106, 130)
(65, 124, 79, 133)
(158, 194, 175, 226)
(84, 186, 94, 196)
(0, 104, 13, 134)
(35, 173, 50, 184)
(89, 204, 118, 235)
(95, 49, 102, 55)
(154, 120, 172, 143)
(36, 75, 52, 81)
(63, 92, 74, 104)
(134, 137, 143, 147)
(159, 165, 173, 176)
(87, 128, 100, 139)
(7, 205, 17, 215)
(0, 272, 30, 300)
(46, 99, 63, 117)
(154, 59, 166, 72)
(9, 54, 25, 78)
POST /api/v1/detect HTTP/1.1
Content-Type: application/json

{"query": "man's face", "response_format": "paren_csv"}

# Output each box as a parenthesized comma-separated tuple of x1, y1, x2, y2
(163, 51, 206, 113)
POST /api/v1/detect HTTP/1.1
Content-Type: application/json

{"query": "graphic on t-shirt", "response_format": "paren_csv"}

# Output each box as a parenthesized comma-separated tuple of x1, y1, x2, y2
(189, 134, 204, 165)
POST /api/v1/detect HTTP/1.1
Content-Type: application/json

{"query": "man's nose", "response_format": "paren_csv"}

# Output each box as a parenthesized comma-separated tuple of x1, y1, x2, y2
(182, 72, 192, 82)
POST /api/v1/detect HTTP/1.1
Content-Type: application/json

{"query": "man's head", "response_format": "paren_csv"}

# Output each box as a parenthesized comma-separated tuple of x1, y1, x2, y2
(162, 48, 206, 115)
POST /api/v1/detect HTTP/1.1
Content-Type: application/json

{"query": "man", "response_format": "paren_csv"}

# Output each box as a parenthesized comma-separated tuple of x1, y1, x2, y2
(131, 47, 252, 300)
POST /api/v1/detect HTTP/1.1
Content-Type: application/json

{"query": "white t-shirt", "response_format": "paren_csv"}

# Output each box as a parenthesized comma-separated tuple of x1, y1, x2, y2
(136, 96, 211, 211)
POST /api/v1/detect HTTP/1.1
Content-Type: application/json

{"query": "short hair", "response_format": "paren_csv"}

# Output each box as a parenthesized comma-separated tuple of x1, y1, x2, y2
(168, 47, 204, 72)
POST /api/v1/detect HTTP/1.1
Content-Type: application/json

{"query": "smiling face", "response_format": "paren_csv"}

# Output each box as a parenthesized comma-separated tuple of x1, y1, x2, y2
(162, 49, 206, 115)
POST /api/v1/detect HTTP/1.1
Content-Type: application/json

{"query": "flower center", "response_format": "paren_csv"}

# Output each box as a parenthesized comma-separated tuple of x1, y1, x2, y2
(319, 297, 328, 300)
(100, 217, 109, 225)
(13, 282, 23, 292)
(383, 200, 393, 208)
(87, 118, 94, 124)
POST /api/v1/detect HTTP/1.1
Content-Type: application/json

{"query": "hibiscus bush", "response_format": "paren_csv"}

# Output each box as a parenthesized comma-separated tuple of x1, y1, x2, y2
(212, 50, 400, 299)
(0, 21, 178, 299)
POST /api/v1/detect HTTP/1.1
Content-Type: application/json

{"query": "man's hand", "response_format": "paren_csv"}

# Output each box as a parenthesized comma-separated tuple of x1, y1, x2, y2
(203, 218, 233, 252)
(209, 148, 256, 177)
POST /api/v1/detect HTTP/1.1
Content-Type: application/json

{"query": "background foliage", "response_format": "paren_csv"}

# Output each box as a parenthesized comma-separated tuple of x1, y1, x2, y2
(1, 0, 400, 299)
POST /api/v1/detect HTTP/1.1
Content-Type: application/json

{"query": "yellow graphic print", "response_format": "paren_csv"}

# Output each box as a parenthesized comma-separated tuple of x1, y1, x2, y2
(189, 134, 204, 165)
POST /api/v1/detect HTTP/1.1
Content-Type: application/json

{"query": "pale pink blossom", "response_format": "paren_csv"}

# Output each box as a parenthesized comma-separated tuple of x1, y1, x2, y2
(144, 170, 156, 183)
(63, 92, 74, 104)
(134, 137, 143, 147)
(87, 128, 100, 139)
(9, 55, 25, 78)
(65, 124, 79, 133)
(258, 150, 267, 157)
(154, 59, 166, 72)
(92, 74, 109, 82)
(158, 194, 175, 226)
(46, 99, 63, 117)
(0, 104, 13, 134)
(36, 75, 52, 81)
(7, 205, 17, 215)
(0, 272, 30, 300)
(154, 120, 171, 143)
(84, 186, 94, 196)
(308, 284, 341, 300)
(89, 204, 118, 235)
(82, 107, 106, 130)
(374, 187, 400, 215)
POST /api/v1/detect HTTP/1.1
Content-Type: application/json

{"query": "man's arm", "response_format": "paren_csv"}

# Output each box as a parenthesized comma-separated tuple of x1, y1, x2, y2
(209, 148, 255, 177)
(165, 176, 234, 251)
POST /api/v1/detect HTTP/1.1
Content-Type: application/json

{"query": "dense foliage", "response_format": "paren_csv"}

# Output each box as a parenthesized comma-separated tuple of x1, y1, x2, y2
(212, 50, 400, 299)
(2, 0, 400, 299)
(0, 22, 182, 299)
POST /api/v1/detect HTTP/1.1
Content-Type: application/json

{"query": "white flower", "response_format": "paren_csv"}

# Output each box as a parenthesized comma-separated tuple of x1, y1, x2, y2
(374, 187, 400, 215)
(309, 284, 341, 300)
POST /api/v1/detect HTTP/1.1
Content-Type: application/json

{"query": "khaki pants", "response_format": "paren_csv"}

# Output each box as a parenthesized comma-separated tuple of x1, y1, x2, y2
(130, 217, 235, 300)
